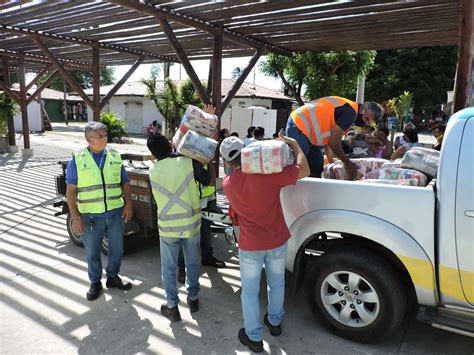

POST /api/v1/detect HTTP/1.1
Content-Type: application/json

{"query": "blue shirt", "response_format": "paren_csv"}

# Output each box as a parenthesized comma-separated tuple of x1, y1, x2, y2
(66, 148, 129, 218)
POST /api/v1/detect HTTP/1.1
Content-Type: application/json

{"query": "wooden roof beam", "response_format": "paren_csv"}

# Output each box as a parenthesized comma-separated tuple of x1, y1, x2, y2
(25, 64, 53, 92)
(0, 24, 179, 63)
(106, 0, 292, 55)
(159, 18, 210, 105)
(30, 34, 94, 108)
(100, 55, 145, 110)
(221, 47, 264, 113)
(0, 48, 93, 69)
(0, 80, 21, 105)
(26, 69, 58, 105)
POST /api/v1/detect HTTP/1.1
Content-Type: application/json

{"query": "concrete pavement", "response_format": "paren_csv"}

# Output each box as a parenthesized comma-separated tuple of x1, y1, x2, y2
(0, 128, 472, 355)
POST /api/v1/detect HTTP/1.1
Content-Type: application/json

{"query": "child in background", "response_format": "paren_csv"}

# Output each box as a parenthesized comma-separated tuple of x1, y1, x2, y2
(374, 127, 393, 159)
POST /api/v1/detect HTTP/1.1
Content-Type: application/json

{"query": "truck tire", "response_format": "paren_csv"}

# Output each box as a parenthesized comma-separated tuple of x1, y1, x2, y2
(66, 213, 84, 248)
(66, 213, 109, 255)
(305, 246, 407, 343)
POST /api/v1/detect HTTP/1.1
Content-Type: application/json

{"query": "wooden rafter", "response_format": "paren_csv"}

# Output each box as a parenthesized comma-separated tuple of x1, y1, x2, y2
(26, 69, 58, 106)
(25, 64, 53, 92)
(158, 18, 210, 105)
(100, 55, 145, 110)
(0, 80, 21, 105)
(30, 34, 94, 108)
(105, 0, 292, 56)
(221, 48, 264, 113)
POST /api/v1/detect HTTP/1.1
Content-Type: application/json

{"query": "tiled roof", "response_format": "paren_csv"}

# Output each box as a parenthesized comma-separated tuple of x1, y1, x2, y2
(83, 79, 293, 101)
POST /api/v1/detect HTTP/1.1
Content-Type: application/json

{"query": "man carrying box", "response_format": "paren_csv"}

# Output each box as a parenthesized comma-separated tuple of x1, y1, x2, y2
(147, 134, 215, 322)
(221, 133, 309, 352)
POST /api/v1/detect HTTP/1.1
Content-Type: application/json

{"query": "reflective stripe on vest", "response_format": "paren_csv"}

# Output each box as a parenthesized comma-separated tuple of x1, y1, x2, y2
(149, 156, 201, 238)
(290, 96, 359, 146)
(75, 148, 124, 214)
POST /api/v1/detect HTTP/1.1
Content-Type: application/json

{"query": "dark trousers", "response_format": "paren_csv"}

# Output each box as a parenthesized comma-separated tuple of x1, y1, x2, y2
(307, 145, 324, 178)
(178, 199, 215, 270)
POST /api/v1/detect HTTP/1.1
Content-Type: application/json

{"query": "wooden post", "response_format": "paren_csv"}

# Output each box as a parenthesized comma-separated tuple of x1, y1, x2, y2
(2, 57, 16, 148)
(92, 42, 101, 122)
(18, 54, 31, 153)
(212, 29, 223, 118)
(211, 29, 223, 177)
(453, 0, 473, 113)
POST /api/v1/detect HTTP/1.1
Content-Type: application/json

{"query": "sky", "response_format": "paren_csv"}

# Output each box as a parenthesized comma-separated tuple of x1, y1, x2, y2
(113, 55, 283, 90)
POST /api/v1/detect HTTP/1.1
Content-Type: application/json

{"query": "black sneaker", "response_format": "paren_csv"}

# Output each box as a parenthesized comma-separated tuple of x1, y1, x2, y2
(106, 275, 132, 290)
(160, 304, 181, 322)
(238, 328, 263, 353)
(201, 257, 226, 268)
(86, 281, 103, 301)
(187, 297, 199, 313)
(264, 313, 282, 336)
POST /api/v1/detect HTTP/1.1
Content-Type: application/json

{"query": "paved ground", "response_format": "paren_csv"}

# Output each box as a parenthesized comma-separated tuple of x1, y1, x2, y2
(1, 127, 473, 355)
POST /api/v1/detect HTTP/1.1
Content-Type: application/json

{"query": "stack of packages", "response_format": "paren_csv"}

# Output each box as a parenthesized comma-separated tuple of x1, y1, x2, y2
(400, 147, 439, 178)
(323, 147, 440, 187)
(175, 105, 218, 163)
(241, 140, 294, 174)
(324, 158, 387, 180)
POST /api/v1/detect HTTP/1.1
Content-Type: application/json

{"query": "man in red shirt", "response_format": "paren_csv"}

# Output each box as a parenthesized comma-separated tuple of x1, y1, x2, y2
(221, 133, 309, 352)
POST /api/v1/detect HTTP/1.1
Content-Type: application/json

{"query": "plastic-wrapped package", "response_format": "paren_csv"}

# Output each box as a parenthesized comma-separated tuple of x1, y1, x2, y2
(361, 178, 419, 186)
(241, 140, 294, 174)
(365, 168, 427, 186)
(382, 159, 403, 169)
(181, 105, 218, 137)
(401, 147, 440, 178)
(324, 158, 388, 180)
(177, 130, 218, 163)
(172, 129, 184, 148)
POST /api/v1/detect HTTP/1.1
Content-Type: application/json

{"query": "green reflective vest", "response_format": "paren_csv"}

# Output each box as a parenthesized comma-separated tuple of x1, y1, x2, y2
(75, 147, 124, 214)
(149, 156, 201, 238)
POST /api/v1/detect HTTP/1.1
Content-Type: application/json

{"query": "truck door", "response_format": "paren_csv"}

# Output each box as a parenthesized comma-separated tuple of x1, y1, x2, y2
(455, 117, 474, 305)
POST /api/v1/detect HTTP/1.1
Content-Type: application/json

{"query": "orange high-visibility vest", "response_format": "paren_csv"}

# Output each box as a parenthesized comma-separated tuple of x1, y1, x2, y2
(290, 96, 359, 146)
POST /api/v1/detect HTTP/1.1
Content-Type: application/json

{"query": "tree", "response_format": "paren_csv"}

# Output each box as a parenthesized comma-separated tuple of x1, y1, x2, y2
(260, 51, 376, 105)
(231, 66, 243, 79)
(365, 46, 458, 112)
(46, 67, 116, 92)
(142, 73, 204, 138)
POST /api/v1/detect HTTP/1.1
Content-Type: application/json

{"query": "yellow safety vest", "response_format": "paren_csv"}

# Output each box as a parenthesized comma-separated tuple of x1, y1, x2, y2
(149, 156, 201, 238)
(75, 147, 124, 214)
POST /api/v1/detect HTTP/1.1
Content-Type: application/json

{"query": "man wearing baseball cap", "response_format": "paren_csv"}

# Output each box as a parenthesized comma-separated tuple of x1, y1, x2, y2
(220, 133, 309, 352)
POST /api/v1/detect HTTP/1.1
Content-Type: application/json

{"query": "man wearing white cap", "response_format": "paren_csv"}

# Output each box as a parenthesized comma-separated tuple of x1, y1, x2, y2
(220, 133, 309, 352)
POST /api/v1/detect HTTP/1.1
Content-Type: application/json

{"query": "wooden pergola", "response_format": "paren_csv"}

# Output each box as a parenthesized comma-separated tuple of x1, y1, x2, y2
(0, 0, 471, 156)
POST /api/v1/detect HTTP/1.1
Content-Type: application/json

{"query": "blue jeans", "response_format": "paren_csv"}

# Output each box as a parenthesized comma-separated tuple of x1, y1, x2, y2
(81, 211, 124, 283)
(286, 116, 324, 178)
(239, 242, 288, 342)
(160, 235, 200, 307)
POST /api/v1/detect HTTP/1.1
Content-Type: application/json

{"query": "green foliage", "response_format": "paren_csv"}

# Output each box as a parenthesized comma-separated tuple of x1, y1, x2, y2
(260, 50, 376, 105)
(365, 46, 458, 112)
(46, 67, 116, 92)
(0, 93, 18, 137)
(99, 111, 128, 142)
(142, 75, 205, 138)
(387, 91, 414, 129)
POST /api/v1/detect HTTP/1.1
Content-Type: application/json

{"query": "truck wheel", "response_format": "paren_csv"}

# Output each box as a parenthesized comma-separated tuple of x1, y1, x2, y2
(66, 213, 84, 248)
(66, 213, 109, 255)
(305, 247, 407, 343)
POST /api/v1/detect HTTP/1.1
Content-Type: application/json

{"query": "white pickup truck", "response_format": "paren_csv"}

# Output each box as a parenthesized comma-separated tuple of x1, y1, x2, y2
(280, 107, 474, 342)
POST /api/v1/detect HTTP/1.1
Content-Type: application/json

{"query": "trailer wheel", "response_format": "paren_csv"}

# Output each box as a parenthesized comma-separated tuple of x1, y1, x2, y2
(305, 246, 407, 343)
(66, 213, 84, 248)
(66, 213, 109, 255)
